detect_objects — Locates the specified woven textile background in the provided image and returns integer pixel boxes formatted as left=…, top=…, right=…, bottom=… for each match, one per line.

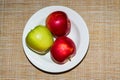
left=0, top=0, right=120, bottom=80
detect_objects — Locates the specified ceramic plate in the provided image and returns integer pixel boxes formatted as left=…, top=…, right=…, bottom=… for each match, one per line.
left=22, top=6, right=89, bottom=73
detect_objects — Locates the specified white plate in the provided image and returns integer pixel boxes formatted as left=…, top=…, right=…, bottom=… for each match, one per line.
left=22, top=6, right=89, bottom=73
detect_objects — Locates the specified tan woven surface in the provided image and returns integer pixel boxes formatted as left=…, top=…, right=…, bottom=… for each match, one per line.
left=0, top=0, right=120, bottom=80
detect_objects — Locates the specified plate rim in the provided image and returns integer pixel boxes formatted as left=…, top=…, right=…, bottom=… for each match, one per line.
left=22, top=6, right=89, bottom=73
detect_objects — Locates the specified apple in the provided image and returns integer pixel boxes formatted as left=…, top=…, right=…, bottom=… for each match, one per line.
left=46, top=11, right=71, bottom=37
left=26, top=25, right=54, bottom=55
left=50, top=36, right=76, bottom=64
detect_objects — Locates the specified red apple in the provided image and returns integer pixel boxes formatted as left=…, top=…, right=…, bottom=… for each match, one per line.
left=46, top=11, right=71, bottom=37
left=50, top=36, right=76, bottom=64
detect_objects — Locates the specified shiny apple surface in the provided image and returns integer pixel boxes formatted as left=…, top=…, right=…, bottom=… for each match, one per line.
left=46, top=11, right=71, bottom=37
left=51, top=36, right=76, bottom=64
left=26, top=25, right=54, bottom=54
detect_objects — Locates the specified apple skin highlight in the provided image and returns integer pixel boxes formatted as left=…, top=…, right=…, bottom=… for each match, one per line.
left=46, top=11, right=71, bottom=37
left=26, top=25, right=54, bottom=55
left=50, top=36, right=76, bottom=64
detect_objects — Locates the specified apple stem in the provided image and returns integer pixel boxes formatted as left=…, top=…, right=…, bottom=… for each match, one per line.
left=68, top=57, right=71, bottom=61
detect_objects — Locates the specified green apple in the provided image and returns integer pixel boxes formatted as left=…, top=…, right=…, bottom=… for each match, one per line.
left=26, top=25, right=54, bottom=55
